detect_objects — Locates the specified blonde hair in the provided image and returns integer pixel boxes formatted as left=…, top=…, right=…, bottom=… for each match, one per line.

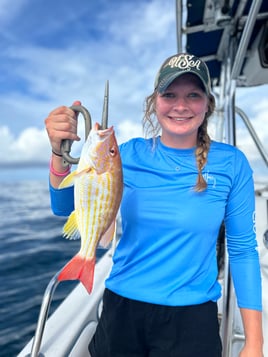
left=142, top=91, right=216, bottom=192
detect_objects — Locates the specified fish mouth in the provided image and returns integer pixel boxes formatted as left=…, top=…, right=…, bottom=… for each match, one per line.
left=98, top=126, right=114, bottom=137
left=94, top=123, right=114, bottom=139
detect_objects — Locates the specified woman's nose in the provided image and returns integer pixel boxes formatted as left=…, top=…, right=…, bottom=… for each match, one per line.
left=173, top=97, right=188, bottom=111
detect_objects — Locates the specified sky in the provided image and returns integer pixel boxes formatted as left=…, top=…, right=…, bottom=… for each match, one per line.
left=0, top=0, right=267, bottom=181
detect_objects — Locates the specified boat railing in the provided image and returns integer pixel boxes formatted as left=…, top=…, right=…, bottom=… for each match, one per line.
left=21, top=247, right=114, bottom=357
left=235, top=106, right=268, bottom=167
left=25, top=273, right=60, bottom=357
left=219, top=103, right=267, bottom=356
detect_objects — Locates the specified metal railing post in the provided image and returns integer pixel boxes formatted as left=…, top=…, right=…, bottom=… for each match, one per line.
left=25, top=273, right=60, bottom=357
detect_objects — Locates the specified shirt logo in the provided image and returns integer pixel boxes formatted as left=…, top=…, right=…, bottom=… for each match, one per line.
left=203, top=171, right=216, bottom=188
left=252, top=211, right=256, bottom=234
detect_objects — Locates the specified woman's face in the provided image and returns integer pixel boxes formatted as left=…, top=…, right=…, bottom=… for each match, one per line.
left=155, top=73, right=209, bottom=148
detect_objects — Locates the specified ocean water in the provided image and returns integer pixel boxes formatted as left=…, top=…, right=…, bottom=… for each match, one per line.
left=0, top=167, right=104, bottom=356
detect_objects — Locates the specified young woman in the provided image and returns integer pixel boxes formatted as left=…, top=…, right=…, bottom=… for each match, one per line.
left=45, top=53, right=263, bottom=357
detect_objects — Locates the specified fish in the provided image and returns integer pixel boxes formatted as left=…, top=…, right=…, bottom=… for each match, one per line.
left=57, top=123, right=123, bottom=294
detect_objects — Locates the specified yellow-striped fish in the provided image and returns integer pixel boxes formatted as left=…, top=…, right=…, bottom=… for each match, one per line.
left=57, top=123, right=123, bottom=293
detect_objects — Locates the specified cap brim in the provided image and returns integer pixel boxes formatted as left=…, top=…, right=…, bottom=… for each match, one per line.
left=157, top=71, right=210, bottom=95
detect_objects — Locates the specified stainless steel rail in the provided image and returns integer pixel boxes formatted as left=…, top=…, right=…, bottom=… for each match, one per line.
left=235, top=106, right=268, bottom=167
left=25, top=273, right=60, bottom=357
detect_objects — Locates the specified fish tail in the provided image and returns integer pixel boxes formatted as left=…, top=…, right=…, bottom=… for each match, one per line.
left=57, top=254, right=96, bottom=294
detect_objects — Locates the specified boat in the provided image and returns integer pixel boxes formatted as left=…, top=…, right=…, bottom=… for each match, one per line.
left=18, top=0, right=268, bottom=356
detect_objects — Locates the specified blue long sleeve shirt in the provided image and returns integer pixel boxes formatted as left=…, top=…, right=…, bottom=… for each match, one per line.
left=50, top=137, right=262, bottom=310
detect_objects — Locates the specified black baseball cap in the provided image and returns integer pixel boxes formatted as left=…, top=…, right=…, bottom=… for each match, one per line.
left=154, top=53, right=212, bottom=95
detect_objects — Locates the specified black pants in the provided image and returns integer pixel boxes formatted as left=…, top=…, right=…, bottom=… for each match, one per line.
left=89, top=289, right=222, bottom=357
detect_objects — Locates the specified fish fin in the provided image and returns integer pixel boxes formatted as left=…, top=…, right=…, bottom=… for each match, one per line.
left=76, top=167, right=93, bottom=176
left=58, top=170, right=77, bottom=189
left=57, top=254, right=96, bottom=294
left=99, top=220, right=116, bottom=248
left=59, top=167, right=94, bottom=190
left=63, top=211, right=80, bottom=240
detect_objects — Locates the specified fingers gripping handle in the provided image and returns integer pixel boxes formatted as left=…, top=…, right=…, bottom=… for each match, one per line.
left=60, top=80, right=109, bottom=166
left=60, top=105, right=92, bottom=166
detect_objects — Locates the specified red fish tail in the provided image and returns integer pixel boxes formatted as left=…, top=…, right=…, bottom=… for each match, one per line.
left=57, top=254, right=96, bottom=294
left=79, top=256, right=96, bottom=294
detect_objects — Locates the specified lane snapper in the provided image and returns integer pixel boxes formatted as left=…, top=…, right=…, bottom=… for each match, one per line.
left=58, top=123, right=123, bottom=294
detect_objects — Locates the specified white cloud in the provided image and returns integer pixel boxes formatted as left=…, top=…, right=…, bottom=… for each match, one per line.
left=116, top=120, right=144, bottom=144
left=107, top=0, right=175, bottom=51
left=0, top=126, right=14, bottom=150
left=0, top=117, right=144, bottom=165
left=15, top=128, right=50, bottom=161
left=0, top=126, right=50, bottom=164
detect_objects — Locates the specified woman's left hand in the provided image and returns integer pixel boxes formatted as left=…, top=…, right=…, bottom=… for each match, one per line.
left=239, top=344, right=263, bottom=357
left=238, top=309, right=263, bottom=357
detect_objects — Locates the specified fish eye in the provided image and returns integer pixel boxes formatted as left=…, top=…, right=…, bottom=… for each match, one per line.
left=109, top=147, right=117, bottom=156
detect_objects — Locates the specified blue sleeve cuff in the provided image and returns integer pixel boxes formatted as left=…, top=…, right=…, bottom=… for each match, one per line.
left=49, top=181, right=74, bottom=216
left=230, top=255, right=262, bottom=311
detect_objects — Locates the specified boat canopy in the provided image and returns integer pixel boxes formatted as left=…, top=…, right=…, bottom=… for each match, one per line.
left=177, top=0, right=268, bottom=87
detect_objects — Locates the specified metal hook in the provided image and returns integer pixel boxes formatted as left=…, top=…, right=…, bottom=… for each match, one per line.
left=60, top=80, right=109, bottom=166
left=101, top=80, right=109, bottom=130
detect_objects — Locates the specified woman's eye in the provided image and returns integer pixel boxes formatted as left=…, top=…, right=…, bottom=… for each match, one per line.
left=162, top=92, right=174, bottom=98
left=188, top=92, right=200, bottom=98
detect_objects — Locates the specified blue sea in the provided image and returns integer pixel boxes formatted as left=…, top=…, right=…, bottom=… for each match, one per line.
left=0, top=167, right=104, bottom=356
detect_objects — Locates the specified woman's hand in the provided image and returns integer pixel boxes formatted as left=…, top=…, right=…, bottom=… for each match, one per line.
left=239, top=308, right=264, bottom=357
left=239, top=344, right=263, bottom=357
left=45, top=100, right=81, bottom=155
left=45, top=101, right=82, bottom=187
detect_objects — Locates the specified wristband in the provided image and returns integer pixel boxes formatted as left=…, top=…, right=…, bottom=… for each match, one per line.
left=49, top=158, right=71, bottom=177
left=52, top=149, right=63, bottom=157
